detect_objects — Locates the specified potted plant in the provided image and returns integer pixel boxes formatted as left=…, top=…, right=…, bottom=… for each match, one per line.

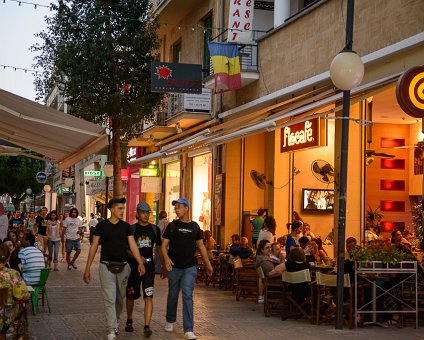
left=411, top=203, right=424, bottom=250
left=366, top=205, right=383, bottom=235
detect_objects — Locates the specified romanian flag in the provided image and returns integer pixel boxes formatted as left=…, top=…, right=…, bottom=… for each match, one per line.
left=208, top=42, right=241, bottom=93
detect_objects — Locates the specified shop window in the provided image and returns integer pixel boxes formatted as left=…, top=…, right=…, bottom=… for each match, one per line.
left=202, top=15, right=212, bottom=78
left=165, top=161, right=181, bottom=221
left=380, top=200, right=405, bottom=212
left=380, top=159, right=405, bottom=170
left=380, top=180, right=405, bottom=191
left=380, top=137, right=405, bottom=148
left=192, top=153, right=212, bottom=230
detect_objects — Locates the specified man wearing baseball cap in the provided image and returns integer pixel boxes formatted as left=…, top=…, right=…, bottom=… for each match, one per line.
left=125, top=201, right=162, bottom=337
left=161, top=197, right=213, bottom=340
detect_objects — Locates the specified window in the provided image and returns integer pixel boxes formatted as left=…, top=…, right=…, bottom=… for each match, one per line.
left=203, top=15, right=213, bottom=78
left=172, top=41, right=182, bottom=63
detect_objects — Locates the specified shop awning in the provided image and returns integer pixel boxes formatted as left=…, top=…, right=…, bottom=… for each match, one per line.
left=0, top=89, right=108, bottom=170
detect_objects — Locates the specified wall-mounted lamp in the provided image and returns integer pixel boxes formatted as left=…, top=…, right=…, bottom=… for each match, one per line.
left=175, top=123, right=183, bottom=134
left=104, top=162, right=114, bottom=177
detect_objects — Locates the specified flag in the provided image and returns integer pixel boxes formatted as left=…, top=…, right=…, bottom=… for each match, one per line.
left=208, top=42, right=241, bottom=93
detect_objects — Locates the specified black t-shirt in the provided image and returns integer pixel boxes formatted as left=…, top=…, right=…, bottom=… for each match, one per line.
left=129, top=223, right=162, bottom=272
left=94, top=219, right=133, bottom=262
left=35, top=216, right=48, bottom=236
left=162, top=220, right=202, bottom=269
left=8, top=218, right=24, bottom=231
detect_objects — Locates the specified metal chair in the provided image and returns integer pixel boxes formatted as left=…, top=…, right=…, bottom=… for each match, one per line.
left=30, top=268, right=51, bottom=315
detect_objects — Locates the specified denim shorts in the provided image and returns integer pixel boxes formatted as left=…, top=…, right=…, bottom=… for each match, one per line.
left=66, top=239, right=81, bottom=252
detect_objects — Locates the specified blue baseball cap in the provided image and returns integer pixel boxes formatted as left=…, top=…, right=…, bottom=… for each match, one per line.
left=136, top=201, right=151, bottom=211
left=172, top=198, right=190, bottom=208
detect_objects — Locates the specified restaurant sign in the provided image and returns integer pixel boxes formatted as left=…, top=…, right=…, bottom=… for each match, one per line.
left=151, top=62, right=202, bottom=94
left=140, top=167, right=159, bottom=177
left=280, top=117, right=327, bottom=153
left=396, top=65, right=424, bottom=118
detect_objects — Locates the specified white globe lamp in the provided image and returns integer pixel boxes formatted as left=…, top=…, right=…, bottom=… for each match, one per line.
left=25, top=188, right=32, bottom=195
left=330, top=51, right=364, bottom=91
left=64, top=178, right=74, bottom=187
left=43, top=184, right=51, bottom=193
left=104, top=163, right=114, bottom=177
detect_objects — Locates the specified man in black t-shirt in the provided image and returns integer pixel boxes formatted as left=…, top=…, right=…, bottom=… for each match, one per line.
left=83, top=197, right=145, bottom=340
left=8, top=210, right=24, bottom=232
left=124, top=201, right=162, bottom=337
left=34, top=207, right=48, bottom=256
left=161, top=198, right=212, bottom=340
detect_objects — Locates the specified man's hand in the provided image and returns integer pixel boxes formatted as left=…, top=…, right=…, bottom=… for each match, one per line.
left=206, top=264, right=213, bottom=276
left=164, top=257, right=174, bottom=272
left=83, top=270, right=90, bottom=284
left=138, top=263, right=146, bottom=276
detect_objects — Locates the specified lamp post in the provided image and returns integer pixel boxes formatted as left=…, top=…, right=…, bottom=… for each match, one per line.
left=329, top=0, right=364, bottom=330
left=25, top=188, right=35, bottom=211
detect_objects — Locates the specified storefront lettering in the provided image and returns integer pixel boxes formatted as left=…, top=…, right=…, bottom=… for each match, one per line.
left=282, top=120, right=314, bottom=148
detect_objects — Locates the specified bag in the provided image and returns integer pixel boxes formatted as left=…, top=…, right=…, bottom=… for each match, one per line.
left=101, top=261, right=127, bottom=274
left=233, top=256, right=243, bottom=269
left=199, top=214, right=205, bottom=222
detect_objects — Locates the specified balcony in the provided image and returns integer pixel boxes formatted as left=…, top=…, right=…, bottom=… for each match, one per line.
left=140, top=112, right=177, bottom=143
left=204, top=44, right=260, bottom=90
left=151, top=0, right=199, bottom=22
left=166, top=89, right=212, bottom=130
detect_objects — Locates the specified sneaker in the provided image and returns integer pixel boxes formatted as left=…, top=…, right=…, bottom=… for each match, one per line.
left=125, top=321, right=133, bottom=332
left=67, top=264, right=72, bottom=270
left=184, top=331, right=197, bottom=339
left=107, top=332, right=117, bottom=340
left=258, top=296, right=264, bottom=304
left=164, top=321, right=174, bottom=332
left=143, top=325, right=152, bottom=338
left=115, top=327, right=119, bottom=335
left=70, top=262, right=77, bottom=269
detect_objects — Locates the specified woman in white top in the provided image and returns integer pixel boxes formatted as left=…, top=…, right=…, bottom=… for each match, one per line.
left=256, top=216, right=276, bottom=248
left=46, top=210, right=62, bottom=271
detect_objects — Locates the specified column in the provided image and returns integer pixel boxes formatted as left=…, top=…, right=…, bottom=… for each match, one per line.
left=274, top=0, right=291, bottom=28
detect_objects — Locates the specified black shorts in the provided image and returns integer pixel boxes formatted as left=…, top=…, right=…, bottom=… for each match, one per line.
left=126, top=268, right=155, bottom=300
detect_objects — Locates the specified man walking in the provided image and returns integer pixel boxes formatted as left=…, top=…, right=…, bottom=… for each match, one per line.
left=125, top=201, right=163, bottom=337
left=63, top=208, right=82, bottom=270
left=0, top=203, right=8, bottom=241
left=34, top=206, right=48, bottom=256
left=83, top=197, right=145, bottom=340
left=88, top=213, right=98, bottom=245
left=161, top=198, right=213, bottom=340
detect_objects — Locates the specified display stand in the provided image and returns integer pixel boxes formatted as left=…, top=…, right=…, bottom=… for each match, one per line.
left=355, top=261, right=418, bottom=328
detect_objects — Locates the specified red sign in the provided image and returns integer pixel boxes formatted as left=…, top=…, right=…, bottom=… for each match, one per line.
left=280, top=117, right=327, bottom=153
left=396, top=66, right=424, bottom=118
left=121, top=169, right=129, bottom=182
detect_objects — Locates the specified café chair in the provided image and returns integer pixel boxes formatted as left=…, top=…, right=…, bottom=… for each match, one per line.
left=400, top=278, right=424, bottom=327
left=30, top=268, right=52, bottom=315
left=205, top=257, right=220, bottom=288
left=195, top=255, right=207, bottom=284
left=219, top=255, right=233, bottom=290
left=235, top=262, right=258, bottom=301
left=315, top=272, right=353, bottom=327
left=256, top=267, right=284, bottom=317
left=281, top=269, right=314, bottom=323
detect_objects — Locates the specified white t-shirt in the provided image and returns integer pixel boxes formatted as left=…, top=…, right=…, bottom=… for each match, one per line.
left=63, top=217, right=81, bottom=240
left=0, top=215, right=8, bottom=241
left=88, top=218, right=98, bottom=228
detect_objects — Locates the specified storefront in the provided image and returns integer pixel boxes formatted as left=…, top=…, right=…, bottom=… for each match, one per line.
left=164, top=159, right=181, bottom=221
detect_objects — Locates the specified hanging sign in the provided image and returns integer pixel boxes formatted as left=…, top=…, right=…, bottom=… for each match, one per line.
left=228, top=0, right=255, bottom=43
left=396, top=66, right=424, bottom=118
left=151, top=62, right=202, bottom=94
left=36, top=171, right=47, bottom=184
left=280, top=117, right=327, bottom=153
left=84, top=170, right=103, bottom=177
left=140, top=168, right=159, bottom=177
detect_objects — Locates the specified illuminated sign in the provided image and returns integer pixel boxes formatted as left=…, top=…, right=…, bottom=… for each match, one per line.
left=396, top=66, right=424, bottom=118
left=280, top=117, right=327, bottom=153
left=84, top=170, right=102, bottom=177
left=139, top=168, right=159, bottom=177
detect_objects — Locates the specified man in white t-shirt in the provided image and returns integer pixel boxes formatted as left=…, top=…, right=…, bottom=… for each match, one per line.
left=0, top=203, right=8, bottom=241
left=88, top=213, right=98, bottom=245
left=63, top=207, right=82, bottom=270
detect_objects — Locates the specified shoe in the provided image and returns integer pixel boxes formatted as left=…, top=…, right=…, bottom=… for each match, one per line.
left=107, top=332, right=116, bottom=340
left=143, top=325, right=152, bottom=338
left=67, top=265, right=72, bottom=270
left=258, top=296, right=264, bottom=304
left=184, top=331, right=197, bottom=339
left=115, top=327, right=119, bottom=335
left=164, top=321, right=174, bottom=332
left=70, top=262, right=77, bottom=269
left=125, top=321, right=133, bottom=332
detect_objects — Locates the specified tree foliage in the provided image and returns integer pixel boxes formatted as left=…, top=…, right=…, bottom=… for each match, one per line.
left=32, top=0, right=164, bottom=196
left=0, top=156, right=43, bottom=210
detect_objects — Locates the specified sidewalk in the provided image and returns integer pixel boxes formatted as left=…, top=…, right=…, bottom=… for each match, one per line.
left=28, top=241, right=423, bottom=339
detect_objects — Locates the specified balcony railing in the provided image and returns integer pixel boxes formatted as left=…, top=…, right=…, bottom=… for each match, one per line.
left=143, top=111, right=167, bottom=130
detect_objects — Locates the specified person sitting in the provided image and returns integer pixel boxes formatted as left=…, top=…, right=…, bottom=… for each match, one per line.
left=285, top=247, right=310, bottom=303
left=18, top=232, right=45, bottom=285
left=0, top=243, right=29, bottom=339
left=299, top=236, right=314, bottom=263
left=365, top=225, right=379, bottom=242
left=269, top=242, right=284, bottom=264
left=257, top=216, right=276, bottom=248
left=203, top=230, right=216, bottom=259
left=255, top=240, right=285, bottom=278
left=229, top=237, right=253, bottom=259
left=286, top=221, right=302, bottom=256
left=314, top=237, right=330, bottom=264
left=3, top=238, right=21, bottom=273
left=301, top=223, right=316, bottom=241
left=391, top=229, right=412, bottom=253
left=344, top=237, right=357, bottom=281
left=324, top=228, right=334, bottom=245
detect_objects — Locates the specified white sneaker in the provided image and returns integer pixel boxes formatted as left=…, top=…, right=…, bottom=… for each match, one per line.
left=107, top=332, right=117, bottom=340
left=258, top=295, right=264, bottom=304
left=184, top=331, right=197, bottom=339
left=164, top=321, right=174, bottom=332
left=114, top=327, right=119, bottom=335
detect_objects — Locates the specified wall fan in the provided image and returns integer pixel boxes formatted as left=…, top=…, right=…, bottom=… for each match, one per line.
left=250, top=170, right=272, bottom=190
left=311, top=160, right=334, bottom=184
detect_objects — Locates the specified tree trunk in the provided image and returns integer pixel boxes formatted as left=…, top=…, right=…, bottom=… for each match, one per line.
left=112, top=117, right=123, bottom=198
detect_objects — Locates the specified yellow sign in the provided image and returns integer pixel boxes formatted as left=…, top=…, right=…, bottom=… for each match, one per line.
left=140, top=168, right=158, bottom=177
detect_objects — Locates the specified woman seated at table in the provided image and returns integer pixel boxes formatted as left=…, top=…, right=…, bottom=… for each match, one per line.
left=0, top=243, right=29, bottom=339
left=230, top=237, right=253, bottom=259
left=203, top=230, right=216, bottom=259
left=285, top=247, right=311, bottom=303
left=255, top=240, right=285, bottom=278
left=313, top=237, right=330, bottom=264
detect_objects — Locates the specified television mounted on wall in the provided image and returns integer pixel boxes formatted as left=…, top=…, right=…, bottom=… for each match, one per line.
left=302, top=188, right=334, bottom=212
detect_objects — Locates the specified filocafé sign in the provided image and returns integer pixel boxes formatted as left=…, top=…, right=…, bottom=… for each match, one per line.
left=151, top=62, right=202, bottom=94
left=280, top=117, right=327, bottom=153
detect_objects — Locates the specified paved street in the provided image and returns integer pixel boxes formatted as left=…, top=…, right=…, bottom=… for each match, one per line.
left=28, top=241, right=423, bottom=340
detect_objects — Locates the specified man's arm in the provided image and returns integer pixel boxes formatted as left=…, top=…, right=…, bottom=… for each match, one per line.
left=161, top=238, right=174, bottom=272
left=83, top=235, right=100, bottom=284
left=196, top=239, right=213, bottom=276
left=128, top=236, right=145, bottom=276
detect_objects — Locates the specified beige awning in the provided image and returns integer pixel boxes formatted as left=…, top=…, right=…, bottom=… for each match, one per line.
left=0, top=89, right=108, bottom=170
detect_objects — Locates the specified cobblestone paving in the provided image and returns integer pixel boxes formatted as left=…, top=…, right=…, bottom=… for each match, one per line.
left=28, top=241, right=424, bottom=339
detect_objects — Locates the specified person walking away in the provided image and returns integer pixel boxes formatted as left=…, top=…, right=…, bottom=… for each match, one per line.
left=63, top=208, right=82, bottom=270
left=161, top=198, right=213, bottom=340
left=34, top=207, right=49, bottom=258
left=83, top=197, right=145, bottom=340
left=0, top=203, right=8, bottom=242
left=46, top=210, right=62, bottom=271
left=251, top=208, right=265, bottom=249
left=25, top=211, right=36, bottom=235
left=88, top=213, right=98, bottom=245
left=18, top=232, right=45, bottom=285
left=125, top=202, right=163, bottom=337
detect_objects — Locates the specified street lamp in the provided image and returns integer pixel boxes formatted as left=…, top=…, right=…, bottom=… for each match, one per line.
left=329, top=0, right=364, bottom=330
left=26, top=188, right=35, bottom=211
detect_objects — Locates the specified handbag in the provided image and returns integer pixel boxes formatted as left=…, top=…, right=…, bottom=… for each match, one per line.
left=199, top=214, right=205, bottom=222
left=233, top=256, right=243, bottom=269
left=101, top=261, right=127, bottom=274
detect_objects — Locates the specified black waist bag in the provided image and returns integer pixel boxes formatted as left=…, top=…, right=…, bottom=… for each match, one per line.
left=101, top=261, right=127, bottom=274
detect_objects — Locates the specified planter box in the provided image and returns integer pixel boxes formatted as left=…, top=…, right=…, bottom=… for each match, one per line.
left=356, top=261, right=417, bottom=273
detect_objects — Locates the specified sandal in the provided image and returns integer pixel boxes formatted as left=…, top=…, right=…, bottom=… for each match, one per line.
left=70, top=262, right=77, bottom=269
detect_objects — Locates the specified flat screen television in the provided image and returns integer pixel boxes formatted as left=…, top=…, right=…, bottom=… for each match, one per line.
left=302, top=188, right=334, bottom=212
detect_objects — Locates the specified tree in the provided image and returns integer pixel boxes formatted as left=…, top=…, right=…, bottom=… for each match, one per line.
left=32, top=0, right=163, bottom=197
left=0, top=156, right=43, bottom=210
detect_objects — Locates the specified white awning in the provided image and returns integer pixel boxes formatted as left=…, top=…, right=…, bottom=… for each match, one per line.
left=0, top=89, right=108, bottom=170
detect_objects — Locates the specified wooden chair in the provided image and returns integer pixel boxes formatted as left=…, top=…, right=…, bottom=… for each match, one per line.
left=315, top=272, right=353, bottom=327
left=30, top=268, right=52, bottom=315
left=257, top=267, right=284, bottom=317
left=205, top=257, right=220, bottom=288
left=235, top=263, right=258, bottom=301
left=400, top=278, right=424, bottom=327
left=281, top=269, right=314, bottom=323
left=219, top=255, right=233, bottom=290
left=195, top=255, right=207, bottom=284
